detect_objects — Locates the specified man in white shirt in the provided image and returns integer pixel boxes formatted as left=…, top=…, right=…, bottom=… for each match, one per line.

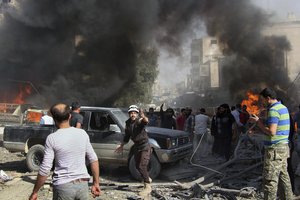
left=231, top=104, right=243, bottom=127
left=29, top=103, right=100, bottom=200
left=193, top=108, right=210, bottom=161
left=40, top=111, right=54, bottom=125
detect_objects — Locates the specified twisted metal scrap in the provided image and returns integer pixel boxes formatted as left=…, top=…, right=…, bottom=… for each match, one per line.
left=173, top=123, right=263, bottom=199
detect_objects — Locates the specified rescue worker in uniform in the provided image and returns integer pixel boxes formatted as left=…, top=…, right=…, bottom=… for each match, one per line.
left=115, top=105, right=152, bottom=197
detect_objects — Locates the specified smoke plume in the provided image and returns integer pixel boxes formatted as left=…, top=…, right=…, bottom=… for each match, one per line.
left=0, top=0, right=294, bottom=107
left=0, top=0, right=204, bottom=106
left=199, top=0, right=293, bottom=103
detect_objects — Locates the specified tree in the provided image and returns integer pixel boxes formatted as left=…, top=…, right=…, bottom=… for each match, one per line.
left=113, top=46, right=159, bottom=107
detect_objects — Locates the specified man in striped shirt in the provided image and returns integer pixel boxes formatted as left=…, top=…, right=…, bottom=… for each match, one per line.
left=250, top=88, right=293, bottom=200
left=29, top=103, right=100, bottom=200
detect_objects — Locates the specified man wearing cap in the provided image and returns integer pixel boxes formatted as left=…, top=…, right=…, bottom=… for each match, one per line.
left=115, top=105, right=152, bottom=197
left=250, top=88, right=293, bottom=200
left=70, top=102, right=83, bottom=128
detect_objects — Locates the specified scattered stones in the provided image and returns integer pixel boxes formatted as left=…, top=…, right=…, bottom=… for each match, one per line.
left=43, top=184, right=50, bottom=189
left=4, top=177, right=21, bottom=186
left=0, top=133, right=300, bottom=200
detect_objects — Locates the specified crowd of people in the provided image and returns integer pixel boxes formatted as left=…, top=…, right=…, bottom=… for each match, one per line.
left=146, top=88, right=300, bottom=199
left=29, top=87, right=300, bottom=199
left=146, top=102, right=252, bottom=162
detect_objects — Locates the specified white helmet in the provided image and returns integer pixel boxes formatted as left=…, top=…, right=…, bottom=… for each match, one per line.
left=128, top=105, right=139, bottom=113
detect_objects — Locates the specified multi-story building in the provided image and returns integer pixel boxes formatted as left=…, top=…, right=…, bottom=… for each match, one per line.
left=190, top=14, right=300, bottom=102
left=190, top=37, right=223, bottom=93
left=186, top=37, right=231, bottom=107
left=263, top=13, right=300, bottom=84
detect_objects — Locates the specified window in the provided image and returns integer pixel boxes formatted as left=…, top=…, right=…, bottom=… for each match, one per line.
left=90, top=112, right=116, bottom=131
left=211, top=39, right=217, bottom=45
left=90, top=112, right=108, bottom=131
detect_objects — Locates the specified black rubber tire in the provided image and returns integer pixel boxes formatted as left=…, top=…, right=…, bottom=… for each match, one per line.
left=26, top=144, right=45, bottom=172
left=128, top=153, right=161, bottom=181
left=206, top=189, right=237, bottom=200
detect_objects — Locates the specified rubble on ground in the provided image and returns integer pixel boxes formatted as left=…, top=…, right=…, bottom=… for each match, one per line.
left=1, top=131, right=298, bottom=199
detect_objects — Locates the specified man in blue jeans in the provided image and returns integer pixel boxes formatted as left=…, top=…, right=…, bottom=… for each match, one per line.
left=29, top=103, right=100, bottom=200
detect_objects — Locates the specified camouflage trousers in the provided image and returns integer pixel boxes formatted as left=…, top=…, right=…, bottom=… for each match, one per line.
left=263, top=143, right=293, bottom=200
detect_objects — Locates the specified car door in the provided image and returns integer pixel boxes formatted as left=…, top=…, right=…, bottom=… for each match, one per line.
left=85, top=110, right=127, bottom=163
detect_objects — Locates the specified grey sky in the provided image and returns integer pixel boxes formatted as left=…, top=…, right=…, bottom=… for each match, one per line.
left=252, top=0, right=300, bottom=19
left=157, top=0, right=300, bottom=89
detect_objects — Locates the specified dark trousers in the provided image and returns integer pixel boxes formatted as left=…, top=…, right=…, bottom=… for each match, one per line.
left=134, top=147, right=151, bottom=183
left=212, top=136, right=232, bottom=160
left=212, top=136, right=221, bottom=155
left=223, top=136, right=232, bottom=160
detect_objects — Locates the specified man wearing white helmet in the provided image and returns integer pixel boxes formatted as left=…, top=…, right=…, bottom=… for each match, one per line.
left=115, top=105, right=152, bottom=197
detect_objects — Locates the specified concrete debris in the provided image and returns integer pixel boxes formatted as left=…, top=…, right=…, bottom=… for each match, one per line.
left=1, top=127, right=300, bottom=199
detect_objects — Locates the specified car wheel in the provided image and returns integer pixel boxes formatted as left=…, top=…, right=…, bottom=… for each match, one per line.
left=129, top=153, right=161, bottom=181
left=26, top=144, right=45, bottom=172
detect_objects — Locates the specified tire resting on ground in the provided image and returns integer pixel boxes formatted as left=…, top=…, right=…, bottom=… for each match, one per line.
left=26, top=144, right=45, bottom=172
left=128, top=153, right=161, bottom=181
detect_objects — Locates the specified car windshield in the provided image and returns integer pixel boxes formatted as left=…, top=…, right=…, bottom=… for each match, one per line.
left=111, top=110, right=128, bottom=129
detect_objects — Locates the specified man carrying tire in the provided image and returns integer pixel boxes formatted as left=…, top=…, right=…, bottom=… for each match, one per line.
left=29, top=103, right=100, bottom=200
left=115, top=105, right=152, bottom=197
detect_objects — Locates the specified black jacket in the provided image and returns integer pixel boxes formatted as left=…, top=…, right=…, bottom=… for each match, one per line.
left=123, top=118, right=149, bottom=150
left=211, top=112, right=235, bottom=138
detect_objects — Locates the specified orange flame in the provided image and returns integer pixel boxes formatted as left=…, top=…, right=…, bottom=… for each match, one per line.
left=241, top=91, right=260, bottom=115
left=26, top=111, right=42, bottom=123
left=13, top=84, right=32, bottom=104
left=0, top=104, right=7, bottom=113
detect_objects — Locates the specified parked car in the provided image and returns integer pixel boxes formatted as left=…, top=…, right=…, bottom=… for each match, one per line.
left=3, top=106, right=193, bottom=180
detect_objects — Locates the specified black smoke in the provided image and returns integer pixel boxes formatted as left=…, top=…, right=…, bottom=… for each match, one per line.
left=199, top=0, right=293, bottom=104
left=0, top=0, right=294, bottom=107
left=0, top=0, right=205, bottom=106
